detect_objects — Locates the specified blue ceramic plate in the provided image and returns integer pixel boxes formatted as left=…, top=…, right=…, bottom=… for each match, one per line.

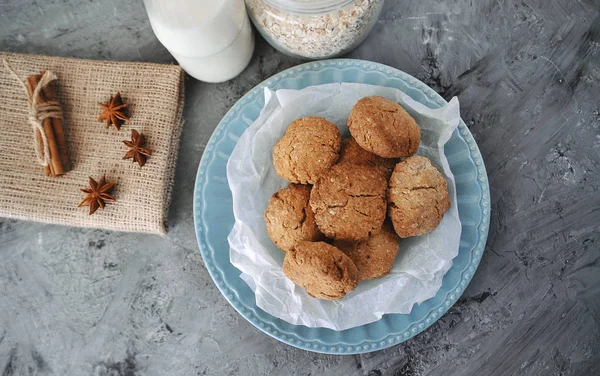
left=193, top=59, right=490, bottom=354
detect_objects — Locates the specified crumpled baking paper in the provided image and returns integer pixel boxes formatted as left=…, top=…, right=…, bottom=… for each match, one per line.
left=226, top=83, right=461, bottom=331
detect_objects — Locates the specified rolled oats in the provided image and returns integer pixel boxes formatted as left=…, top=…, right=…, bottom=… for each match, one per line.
left=245, top=0, right=384, bottom=59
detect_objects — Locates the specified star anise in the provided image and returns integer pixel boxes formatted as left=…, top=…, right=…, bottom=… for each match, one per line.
left=123, top=129, right=152, bottom=167
left=98, top=92, right=130, bottom=130
left=78, top=176, right=116, bottom=215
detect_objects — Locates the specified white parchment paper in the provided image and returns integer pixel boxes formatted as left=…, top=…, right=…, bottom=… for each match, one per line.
left=226, top=83, right=462, bottom=331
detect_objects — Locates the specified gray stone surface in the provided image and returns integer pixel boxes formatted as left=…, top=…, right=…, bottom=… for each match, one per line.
left=1, top=0, right=599, bottom=375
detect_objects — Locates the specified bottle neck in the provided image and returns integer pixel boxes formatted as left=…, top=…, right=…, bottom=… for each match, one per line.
left=262, top=0, right=358, bottom=14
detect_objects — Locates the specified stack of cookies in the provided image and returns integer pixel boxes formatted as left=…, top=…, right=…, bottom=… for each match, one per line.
left=265, top=96, right=451, bottom=300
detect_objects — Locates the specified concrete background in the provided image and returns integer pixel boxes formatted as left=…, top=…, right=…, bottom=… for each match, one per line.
left=1, top=0, right=599, bottom=375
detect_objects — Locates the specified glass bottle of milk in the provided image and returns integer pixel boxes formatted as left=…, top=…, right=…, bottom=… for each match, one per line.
left=143, top=0, right=254, bottom=83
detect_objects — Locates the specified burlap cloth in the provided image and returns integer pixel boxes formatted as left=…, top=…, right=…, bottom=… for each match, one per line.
left=0, top=52, right=185, bottom=235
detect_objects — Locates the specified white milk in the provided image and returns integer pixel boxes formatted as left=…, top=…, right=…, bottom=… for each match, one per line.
left=144, top=0, right=254, bottom=83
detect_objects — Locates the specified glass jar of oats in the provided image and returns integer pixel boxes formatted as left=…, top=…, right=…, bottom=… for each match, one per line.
left=245, top=0, right=385, bottom=59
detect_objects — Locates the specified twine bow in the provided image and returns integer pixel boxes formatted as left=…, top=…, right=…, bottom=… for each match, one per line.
left=3, top=59, right=63, bottom=167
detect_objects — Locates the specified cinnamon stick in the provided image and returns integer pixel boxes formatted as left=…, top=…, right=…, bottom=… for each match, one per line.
left=43, top=79, right=71, bottom=172
left=26, top=75, right=52, bottom=176
left=25, top=73, right=70, bottom=176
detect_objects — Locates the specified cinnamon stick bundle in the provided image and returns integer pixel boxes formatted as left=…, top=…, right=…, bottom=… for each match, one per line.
left=25, top=72, right=70, bottom=176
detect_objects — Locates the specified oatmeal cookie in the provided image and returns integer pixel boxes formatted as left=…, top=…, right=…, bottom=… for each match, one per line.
left=338, top=137, right=398, bottom=178
left=334, top=221, right=399, bottom=281
left=310, top=162, right=387, bottom=241
left=348, top=96, right=421, bottom=158
left=272, top=117, right=342, bottom=184
left=388, top=156, right=450, bottom=238
left=265, top=184, right=323, bottom=252
left=283, top=241, right=359, bottom=300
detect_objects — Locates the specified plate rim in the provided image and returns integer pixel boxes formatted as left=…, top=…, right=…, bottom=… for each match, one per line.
left=193, top=58, right=490, bottom=354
